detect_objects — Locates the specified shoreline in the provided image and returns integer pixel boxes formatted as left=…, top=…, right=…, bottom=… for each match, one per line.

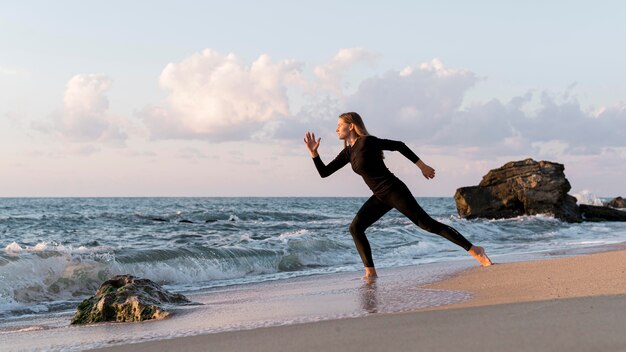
left=88, top=245, right=626, bottom=352
left=2, top=255, right=475, bottom=351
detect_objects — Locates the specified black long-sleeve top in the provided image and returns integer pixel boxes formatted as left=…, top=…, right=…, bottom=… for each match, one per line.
left=312, top=136, right=420, bottom=195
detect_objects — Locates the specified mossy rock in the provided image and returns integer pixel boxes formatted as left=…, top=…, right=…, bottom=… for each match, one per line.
left=71, top=275, right=190, bottom=325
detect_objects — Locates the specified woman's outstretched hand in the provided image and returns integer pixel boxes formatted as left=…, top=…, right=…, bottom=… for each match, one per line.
left=304, top=132, right=321, bottom=158
left=416, top=160, right=436, bottom=179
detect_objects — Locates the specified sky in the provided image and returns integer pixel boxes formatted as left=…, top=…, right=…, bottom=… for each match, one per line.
left=1, top=0, right=625, bottom=197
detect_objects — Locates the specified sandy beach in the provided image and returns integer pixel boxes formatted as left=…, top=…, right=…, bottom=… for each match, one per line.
left=89, top=247, right=626, bottom=352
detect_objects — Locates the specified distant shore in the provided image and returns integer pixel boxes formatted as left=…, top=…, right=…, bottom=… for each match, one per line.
left=91, top=245, right=626, bottom=352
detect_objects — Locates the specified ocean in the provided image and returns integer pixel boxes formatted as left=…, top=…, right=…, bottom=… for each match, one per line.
left=1, top=197, right=625, bottom=350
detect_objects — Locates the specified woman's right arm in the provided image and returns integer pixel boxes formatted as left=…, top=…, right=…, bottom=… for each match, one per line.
left=312, top=150, right=349, bottom=178
left=304, top=132, right=349, bottom=178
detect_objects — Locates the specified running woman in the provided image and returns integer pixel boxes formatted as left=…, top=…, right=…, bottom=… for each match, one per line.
left=304, top=112, right=492, bottom=279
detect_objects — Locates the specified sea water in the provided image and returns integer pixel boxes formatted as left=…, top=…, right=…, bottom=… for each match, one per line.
left=1, top=197, right=625, bottom=350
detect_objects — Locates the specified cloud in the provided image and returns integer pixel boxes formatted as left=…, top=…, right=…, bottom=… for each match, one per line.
left=493, top=94, right=626, bottom=155
left=270, top=94, right=345, bottom=141
left=337, top=58, right=626, bottom=162
left=138, top=49, right=626, bottom=164
left=422, top=92, right=626, bottom=159
left=36, top=74, right=127, bottom=144
left=345, top=58, right=479, bottom=140
left=140, top=49, right=305, bottom=141
left=534, top=99, right=626, bottom=148
left=313, top=48, right=381, bottom=94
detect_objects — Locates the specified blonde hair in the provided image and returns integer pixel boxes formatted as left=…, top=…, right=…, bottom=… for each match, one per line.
left=339, top=112, right=370, bottom=148
left=339, top=112, right=383, bottom=158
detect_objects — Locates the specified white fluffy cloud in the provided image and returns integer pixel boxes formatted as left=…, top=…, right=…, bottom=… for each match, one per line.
left=38, top=74, right=127, bottom=143
left=140, top=49, right=305, bottom=140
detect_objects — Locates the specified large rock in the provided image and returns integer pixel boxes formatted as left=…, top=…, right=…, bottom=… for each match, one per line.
left=454, top=159, right=581, bottom=222
left=71, top=275, right=190, bottom=325
left=580, top=204, right=626, bottom=222
left=606, top=197, right=626, bottom=208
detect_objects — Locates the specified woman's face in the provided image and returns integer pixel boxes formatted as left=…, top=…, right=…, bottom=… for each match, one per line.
left=336, top=118, right=352, bottom=140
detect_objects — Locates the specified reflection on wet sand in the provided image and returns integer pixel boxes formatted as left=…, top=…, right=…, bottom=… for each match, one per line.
left=359, top=278, right=378, bottom=313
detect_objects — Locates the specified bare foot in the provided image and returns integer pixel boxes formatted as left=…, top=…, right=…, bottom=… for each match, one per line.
left=468, top=246, right=493, bottom=267
left=364, top=267, right=378, bottom=280
left=363, top=276, right=377, bottom=284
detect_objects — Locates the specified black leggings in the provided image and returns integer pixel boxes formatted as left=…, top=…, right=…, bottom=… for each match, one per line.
left=349, top=182, right=473, bottom=268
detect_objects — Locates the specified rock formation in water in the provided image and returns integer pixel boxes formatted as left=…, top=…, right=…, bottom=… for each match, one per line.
left=71, top=275, right=190, bottom=325
left=579, top=204, right=626, bottom=221
left=454, top=159, right=626, bottom=222
left=454, top=159, right=580, bottom=222
left=606, top=196, right=626, bottom=208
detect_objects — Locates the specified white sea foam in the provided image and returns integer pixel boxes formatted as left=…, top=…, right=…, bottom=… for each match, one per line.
left=574, top=190, right=604, bottom=205
left=0, top=243, right=300, bottom=315
left=278, top=229, right=309, bottom=240
left=485, top=213, right=560, bottom=223
left=5, top=242, right=22, bottom=253
left=33, top=242, right=48, bottom=251
left=0, top=252, right=107, bottom=300
left=0, top=325, right=46, bottom=333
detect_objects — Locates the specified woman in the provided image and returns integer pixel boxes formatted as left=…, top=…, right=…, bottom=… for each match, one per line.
left=304, top=112, right=492, bottom=279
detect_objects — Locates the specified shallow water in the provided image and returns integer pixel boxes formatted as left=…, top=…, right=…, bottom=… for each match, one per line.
left=0, top=260, right=475, bottom=351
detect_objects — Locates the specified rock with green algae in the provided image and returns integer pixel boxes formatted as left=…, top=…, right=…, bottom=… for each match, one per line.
left=71, top=275, right=190, bottom=325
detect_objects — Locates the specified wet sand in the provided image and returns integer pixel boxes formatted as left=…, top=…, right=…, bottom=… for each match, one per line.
left=91, top=248, right=626, bottom=352
left=425, top=245, right=626, bottom=308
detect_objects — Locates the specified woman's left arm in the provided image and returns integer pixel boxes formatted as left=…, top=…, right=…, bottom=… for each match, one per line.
left=376, top=138, right=419, bottom=163
left=377, top=137, right=435, bottom=179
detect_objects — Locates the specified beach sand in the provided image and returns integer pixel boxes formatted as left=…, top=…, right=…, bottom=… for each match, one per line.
left=90, top=247, right=626, bottom=352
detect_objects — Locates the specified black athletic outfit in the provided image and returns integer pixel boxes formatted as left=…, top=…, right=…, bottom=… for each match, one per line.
left=312, top=135, right=473, bottom=268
